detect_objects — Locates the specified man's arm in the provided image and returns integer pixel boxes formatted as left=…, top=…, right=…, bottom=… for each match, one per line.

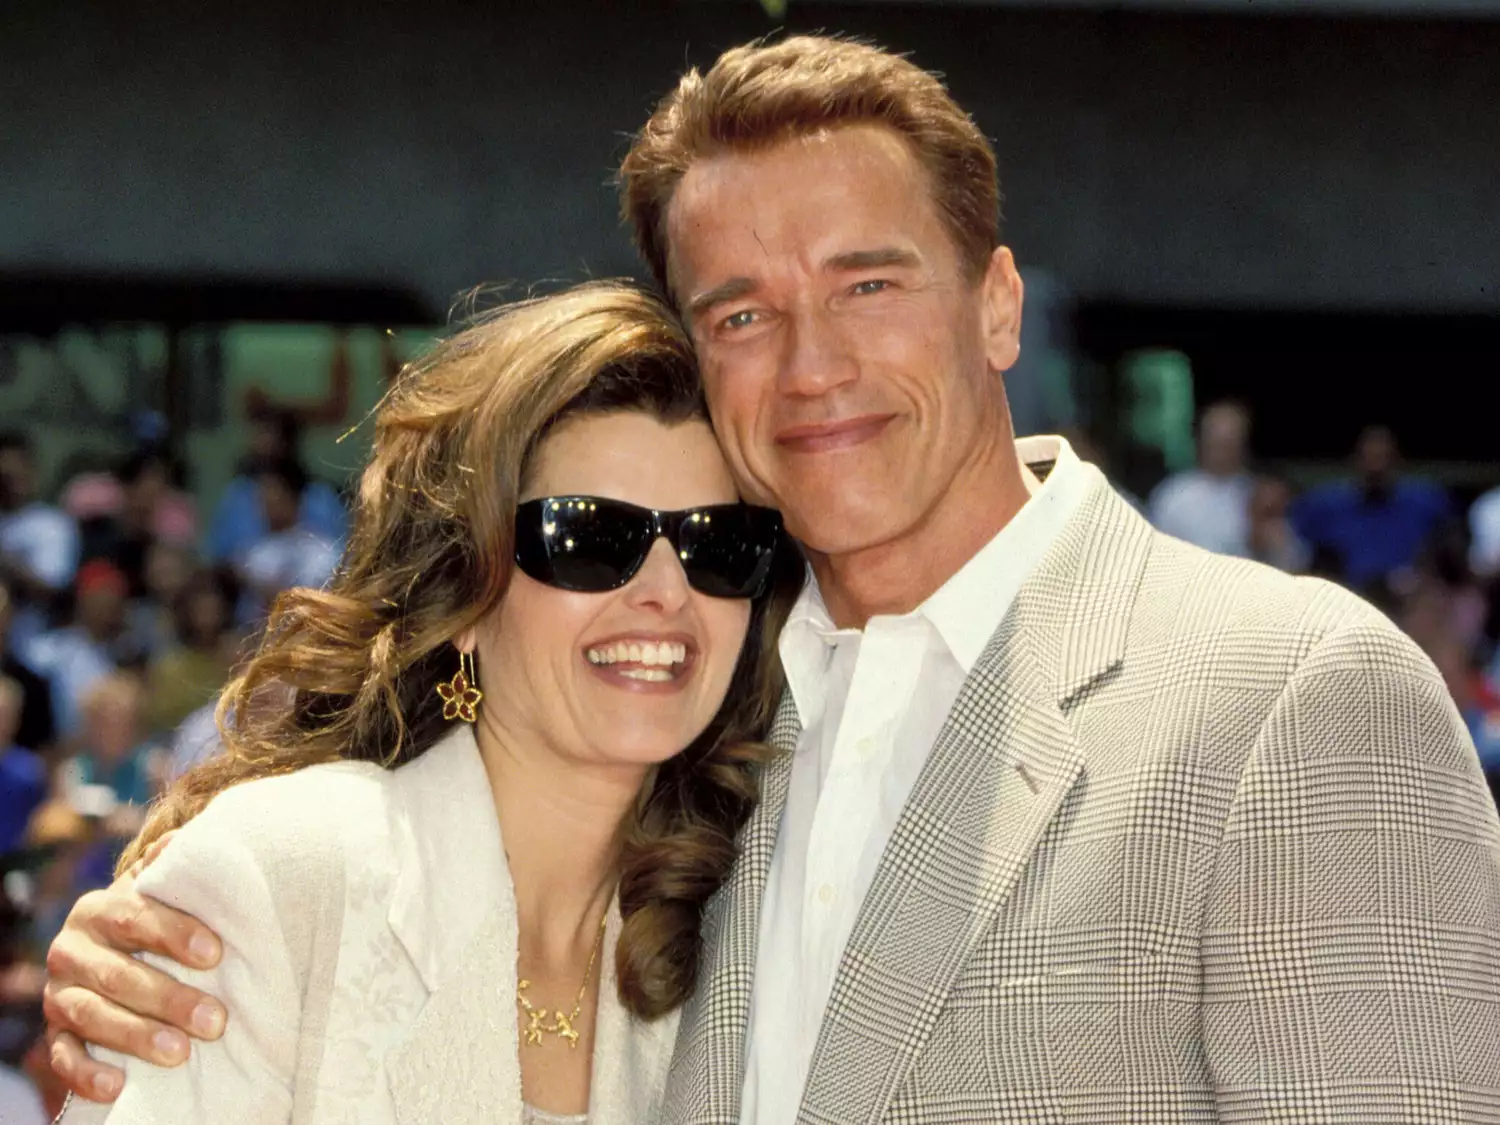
left=44, top=833, right=228, bottom=1103
left=1203, top=619, right=1500, bottom=1118
left=55, top=792, right=301, bottom=1124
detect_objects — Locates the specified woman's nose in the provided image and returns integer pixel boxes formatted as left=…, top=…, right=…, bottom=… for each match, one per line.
left=622, top=536, right=693, bottom=611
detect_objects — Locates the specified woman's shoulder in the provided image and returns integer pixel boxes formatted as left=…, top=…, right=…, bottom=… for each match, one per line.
left=143, top=760, right=399, bottom=905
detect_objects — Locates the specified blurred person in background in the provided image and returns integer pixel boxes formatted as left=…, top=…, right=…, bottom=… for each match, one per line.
left=22, top=802, right=100, bottom=966
left=234, top=459, right=342, bottom=623
left=204, top=407, right=346, bottom=566
left=46, top=674, right=157, bottom=953
left=1468, top=479, right=1500, bottom=580
left=21, top=562, right=133, bottom=744
left=0, top=577, right=56, bottom=756
left=0, top=432, right=81, bottom=652
left=1147, top=399, right=1255, bottom=556
left=160, top=703, right=219, bottom=786
left=1245, top=474, right=1310, bottom=573
left=0, top=678, right=47, bottom=854
left=71, top=448, right=197, bottom=598
left=1397, top=521, right=1490, bottom=658
left=1291, top=424, right=1453, bottom=592
left=143, top=568, right=239, bottom=738
left=59, top=675, right=157, bottom=831
left=1428, top=638, right=1500, bottom=807
left=121, top=543, right=197, bottom=663
left=0, top=866, right=50, bottom=1125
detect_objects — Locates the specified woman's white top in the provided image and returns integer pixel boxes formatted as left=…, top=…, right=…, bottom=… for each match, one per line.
left=60, top=723, right=679, bottom=1125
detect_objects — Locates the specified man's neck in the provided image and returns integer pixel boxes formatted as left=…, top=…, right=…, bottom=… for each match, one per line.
left=808, top=433, right=1035, bottom=629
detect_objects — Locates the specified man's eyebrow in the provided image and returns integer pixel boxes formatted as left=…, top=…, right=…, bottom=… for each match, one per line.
left=825, top=247, right=922, bottom=272
left=686, top=278, right=757, bottom=319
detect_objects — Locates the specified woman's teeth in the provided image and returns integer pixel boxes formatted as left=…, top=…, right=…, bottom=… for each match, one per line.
left=619, top=668, right=674, bottom=682
left=585, top=641, right=689, bottom=672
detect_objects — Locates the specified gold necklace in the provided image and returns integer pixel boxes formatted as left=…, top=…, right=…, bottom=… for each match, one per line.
left=517, top=914, right=608, bottom=1049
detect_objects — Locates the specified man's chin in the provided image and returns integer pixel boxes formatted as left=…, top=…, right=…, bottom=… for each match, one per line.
left=784, top=507, right=911, bottom=561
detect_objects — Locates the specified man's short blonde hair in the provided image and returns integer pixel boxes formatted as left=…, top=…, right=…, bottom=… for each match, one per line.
left=619, top=35, right=1000, bottom=299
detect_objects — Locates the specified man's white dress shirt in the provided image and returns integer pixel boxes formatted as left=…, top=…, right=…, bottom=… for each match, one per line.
left=740, top=436, right=1093, bottom=1125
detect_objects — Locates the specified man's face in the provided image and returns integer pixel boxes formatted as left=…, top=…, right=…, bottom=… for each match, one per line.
left=1357, top=426, right=1397, bottom=485
left=259, top=475, right=299, bottom=532
left=78, top=587, right=124, bottom=637
left=249, top=419, right=290, bottom=462
left=665, top=125, right=1022, bottom=557
left=1199, top=407, right=1249, bottom=477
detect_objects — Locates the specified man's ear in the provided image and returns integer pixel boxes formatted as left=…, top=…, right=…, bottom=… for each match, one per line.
left=980, top=245, right=1024, bottom=375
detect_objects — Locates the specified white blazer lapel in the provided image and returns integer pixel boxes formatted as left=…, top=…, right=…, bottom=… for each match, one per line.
left=796, top=475, right=1155, bottom=1124
left=796, top=619, right=1086, bottom=1125
left=588, top=905, right=681, bottom=1125
left=383, top=725, right=526, bottom=1125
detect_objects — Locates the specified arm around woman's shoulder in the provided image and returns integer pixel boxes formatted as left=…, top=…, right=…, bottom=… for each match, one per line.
left=61, top=762, right=389, bottom=1125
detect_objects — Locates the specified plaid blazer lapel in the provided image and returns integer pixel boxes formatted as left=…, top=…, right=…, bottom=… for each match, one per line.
left=661, top=691, right=801, bottom=1124
left=796, top=473, right=1154, bottom=1124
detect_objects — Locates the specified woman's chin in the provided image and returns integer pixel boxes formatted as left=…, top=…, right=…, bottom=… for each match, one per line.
left=587, top=724, right=708, bottom=771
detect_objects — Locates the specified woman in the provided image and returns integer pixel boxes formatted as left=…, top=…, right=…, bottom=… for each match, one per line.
left=59, top=280, right=801, bottom=1124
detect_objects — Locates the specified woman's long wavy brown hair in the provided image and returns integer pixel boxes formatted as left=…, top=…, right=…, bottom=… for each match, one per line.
left=124, top=280, right=803, bottom=1019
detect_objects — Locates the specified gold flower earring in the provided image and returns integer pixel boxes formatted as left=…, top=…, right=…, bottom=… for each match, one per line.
left=436, top=649, right=483, bottom=723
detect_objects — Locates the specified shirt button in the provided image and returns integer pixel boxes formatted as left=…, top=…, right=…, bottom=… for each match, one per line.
left=856, top=736, right=875, bottom=756
left=817, top=884, right=836, bottom=905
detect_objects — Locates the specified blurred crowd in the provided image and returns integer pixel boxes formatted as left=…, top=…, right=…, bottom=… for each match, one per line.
left=3, top=398, right=1499, bottom=1118
left=0, top=408, right=346, bottom=1119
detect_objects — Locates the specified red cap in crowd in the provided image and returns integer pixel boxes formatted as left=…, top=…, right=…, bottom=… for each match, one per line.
left=75, top=559, right=128, bottom=600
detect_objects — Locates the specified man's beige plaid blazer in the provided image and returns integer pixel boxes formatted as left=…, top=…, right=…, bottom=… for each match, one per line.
left=661, top=465, right=1500, bottom=1123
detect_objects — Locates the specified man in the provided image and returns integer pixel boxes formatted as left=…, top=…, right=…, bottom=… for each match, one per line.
left=41, top=36, right=1500, bottom=1121
left=22, top=561, right=133, bottom=743
left=1147, top=399, right=1257, bottom=557
left=0, top=577, right=56, bottom=755
left=204, top=407, right=347, bottom=567
left=1468, top=481, right=1500, bottom=579
left=0, top=432, right=81, bottom=652
left=1245, top=474, right=1311, bottom=574
left=233, top=459, right=342, bottom=624
left=1292, top=424, right=1454, bottom=592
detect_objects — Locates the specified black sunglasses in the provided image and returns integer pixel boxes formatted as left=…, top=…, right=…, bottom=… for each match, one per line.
left=513, top=496, right=782, bottom=599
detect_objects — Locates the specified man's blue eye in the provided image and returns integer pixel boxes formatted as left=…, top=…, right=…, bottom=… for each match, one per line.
left=723, top=310, right=756, bottom=330
left=852, top=279, right=890, bottom=295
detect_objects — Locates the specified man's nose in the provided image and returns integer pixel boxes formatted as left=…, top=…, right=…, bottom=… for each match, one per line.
left=777, top=307, right=858, bottom=398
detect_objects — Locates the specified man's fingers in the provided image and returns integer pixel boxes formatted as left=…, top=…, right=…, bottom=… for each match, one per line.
left=46, top=932, right=225, bottom=1041
left=95, top=887, right=222, bottom=970
left=49, top=1029, right=125, bottom=1103
left=43, top=983, right=191, bottom=1068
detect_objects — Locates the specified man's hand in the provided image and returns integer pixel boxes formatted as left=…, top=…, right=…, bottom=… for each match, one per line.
left=42, top=833, right=228, bottom=1103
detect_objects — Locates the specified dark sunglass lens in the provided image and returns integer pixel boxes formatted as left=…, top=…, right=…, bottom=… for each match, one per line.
left=515, top=499, right=651, bottom=592
left=679, top=507, right=780, bottom=598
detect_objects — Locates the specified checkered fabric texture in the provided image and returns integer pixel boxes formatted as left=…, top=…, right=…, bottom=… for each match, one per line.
left=661, top=468, right=1500, bottom=1124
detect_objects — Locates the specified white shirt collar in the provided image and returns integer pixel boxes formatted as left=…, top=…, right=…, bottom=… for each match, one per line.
left=779, top=435, right=1094, bottom=716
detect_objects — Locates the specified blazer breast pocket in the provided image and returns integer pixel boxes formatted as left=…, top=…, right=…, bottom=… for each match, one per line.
left=952, top=923, right=1185, bottom=1006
